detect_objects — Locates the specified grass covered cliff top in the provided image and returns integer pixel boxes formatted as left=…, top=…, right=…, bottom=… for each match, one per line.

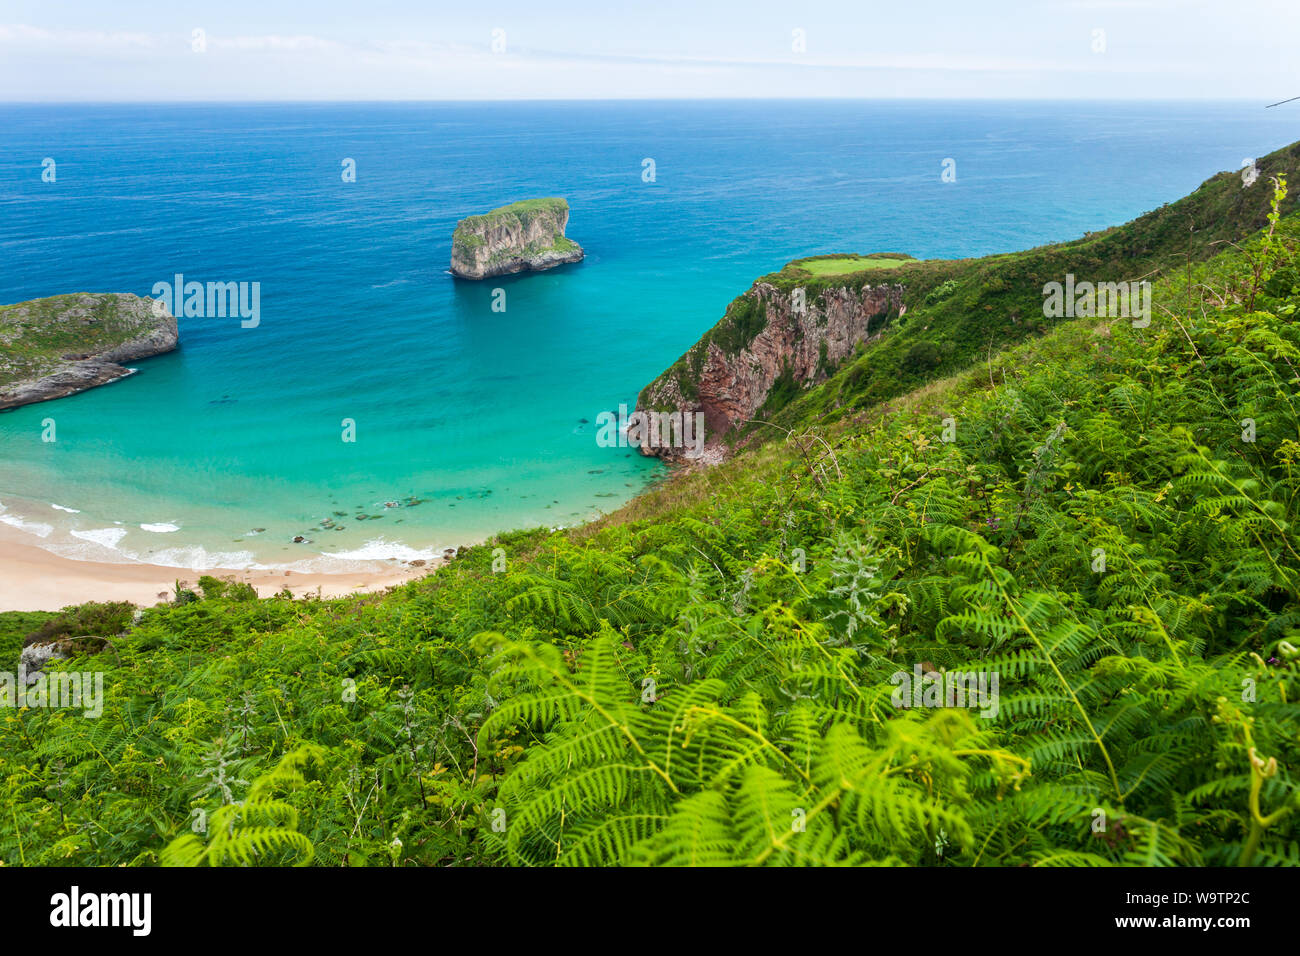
left=3, top=166, right=1299, bottom=868
left=640, top=139, right=1300, bottom=431
left=0, top=292, right=161, bottom=389
left=788, top=252, right=916, bottom=276
left=453, top=197, right=570, bottom=234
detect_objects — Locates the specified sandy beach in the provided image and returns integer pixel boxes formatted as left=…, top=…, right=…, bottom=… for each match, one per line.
left=0, top=521, right=436, bottom=612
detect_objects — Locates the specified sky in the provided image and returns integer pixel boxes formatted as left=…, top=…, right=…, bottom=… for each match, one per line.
left=0, top=0, right=1296, bottom=101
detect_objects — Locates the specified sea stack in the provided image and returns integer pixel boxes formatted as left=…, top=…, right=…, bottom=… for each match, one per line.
left=450, top=197, right=585, bottom=280
left=0, top=292, right=178, bottom=410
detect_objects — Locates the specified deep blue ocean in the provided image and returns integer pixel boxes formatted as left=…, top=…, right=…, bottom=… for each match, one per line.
left=0, top=100, right=1295, bottom=571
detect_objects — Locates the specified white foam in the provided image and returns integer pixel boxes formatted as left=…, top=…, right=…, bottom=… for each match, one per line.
left=323, top=538, right=440, bottom=563
left=142, top=545, right=258, bottom=570
left=71, top=527, right=129, bottom=550
left=0, top=488, right=460, bottom=577
left=0, top=513, right=53, bottom=538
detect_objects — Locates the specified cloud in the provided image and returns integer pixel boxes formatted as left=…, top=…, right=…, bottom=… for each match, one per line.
left=0, top=23, right=1122, bottom=75
left=214, top=35, right=344, bottom=53
left=0, top=24, right=158, bottom=50
left=1058, top=1, right=1177, bottom=8
left=0, top=15, right=1288, bottom=101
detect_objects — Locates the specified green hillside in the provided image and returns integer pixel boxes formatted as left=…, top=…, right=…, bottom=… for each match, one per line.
left=641, top=140, right=1300, bottom=454
left=1, top=171, right=1298, bottom=867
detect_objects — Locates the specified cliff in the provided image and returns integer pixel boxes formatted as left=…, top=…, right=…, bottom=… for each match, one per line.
left=0, top=293, right=178, bottom=410
left=633, top=139, right=1300, bottom=468
left=450, top=197, right=584, bottom=280
left=636, top=277, right=905, bottom=463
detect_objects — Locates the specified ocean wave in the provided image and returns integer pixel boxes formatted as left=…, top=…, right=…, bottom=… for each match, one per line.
left=322, top=538, right=440, bottom=563
left=71, top=527, right=129, bottom=550
left=0, top=512, right=54, bottom=538
left=142, top=545, right=258, bottom=570
left=1, top=491, right=456, bottom=576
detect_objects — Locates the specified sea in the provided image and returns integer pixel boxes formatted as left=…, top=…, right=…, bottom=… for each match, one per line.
left=0, top=100, right=1295, bottom=573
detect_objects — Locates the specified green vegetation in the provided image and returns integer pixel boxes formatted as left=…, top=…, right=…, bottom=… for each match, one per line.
left=792, top=254, right=914, bottom=277
left=450, top=231, right=486, bottom=262
left=453, top=197, right=571, bottom=250
left=0, top=612, right=57, bottom=668
left=0, top=602, right=133, bottom=676
left=197, top=576, right=259, bottom=602
left=515, top=235, right=581, bottom=261
left=456, top=197, right=569, bottom=230
left=2, top=170, right=1299, bottom=868
left=643, top=140, right=1300, bottom=431
left=0, top=293, right=157, bottom=389
left=900, top=339, right=947, bottom=373
left=451, top=198, right=581, bottom=275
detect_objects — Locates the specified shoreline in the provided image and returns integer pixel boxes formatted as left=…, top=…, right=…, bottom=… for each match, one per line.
left=0, top=521, right=436, bottom=612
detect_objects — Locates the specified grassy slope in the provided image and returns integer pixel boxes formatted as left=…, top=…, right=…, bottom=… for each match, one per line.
left=794, top=254, right=913, bottom=276
left=454, top=197, right=569, bottom=230
left=2, top=173, right=1299, bottom=868
left=0, top=612, right=56, bottom=668
left=641, top=140, right=1300, bottom=435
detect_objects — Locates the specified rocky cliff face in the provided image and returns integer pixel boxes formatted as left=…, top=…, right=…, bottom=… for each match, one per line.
left=0, top=293, right=178, bottom=410
left=636, top=281, right=905, bottom=463
left=450, top=197, right=585, bottom=280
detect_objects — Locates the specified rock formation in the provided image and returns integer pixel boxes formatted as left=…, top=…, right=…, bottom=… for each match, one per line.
left=636, top=280, right=905, bottom=463
left=0, top=293, right=178, bottom=410
left=450, top=198, right=584, bottom=279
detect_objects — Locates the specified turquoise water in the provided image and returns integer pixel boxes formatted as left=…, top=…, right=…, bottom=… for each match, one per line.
left=0, top=101, right=1296, bottom=571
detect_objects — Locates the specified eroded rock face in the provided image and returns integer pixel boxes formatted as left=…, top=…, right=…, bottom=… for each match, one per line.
left=0, top=293, right=178, bottom=410
left=636, top=281, right=905, bottom=463
left=450, top=198, right=585, bottom=280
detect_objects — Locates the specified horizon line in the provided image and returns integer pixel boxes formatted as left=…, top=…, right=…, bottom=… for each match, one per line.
left=0, top=95, right=1286, bottom=105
